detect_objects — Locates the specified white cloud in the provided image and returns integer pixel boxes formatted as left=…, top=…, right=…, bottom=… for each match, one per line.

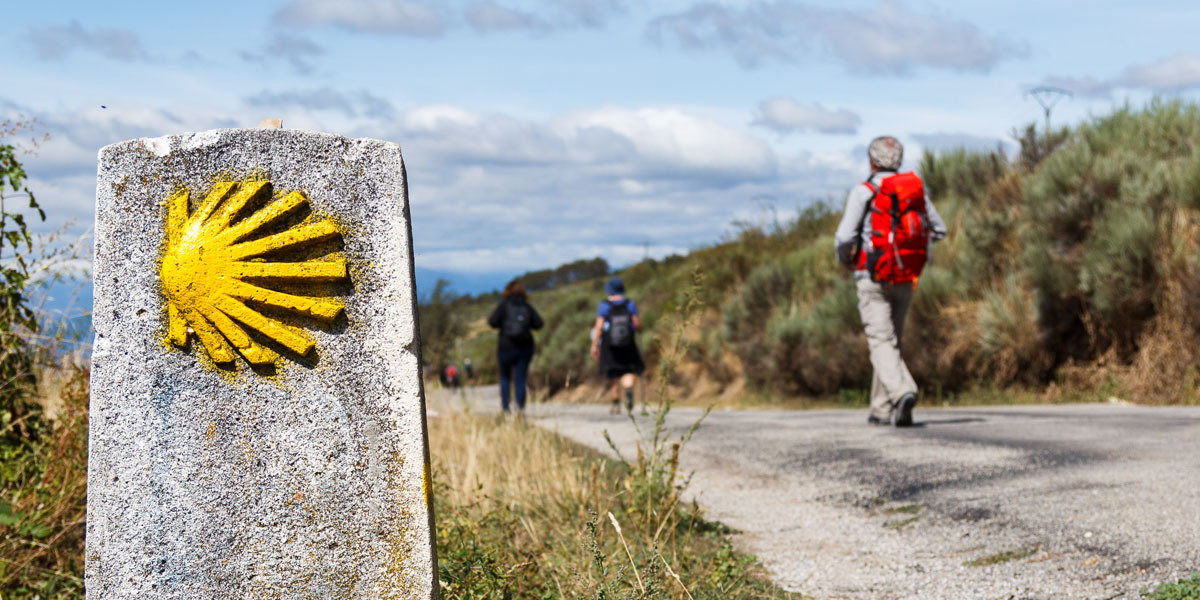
left=274, top=0, right=449, bottom=36
left=415, top=242, right=686, bottom=275
left=465, top=2, right=548, bottom=32
left=910, top=131, right=1011, bottom=155
left=4, top=96, right=862, bottom=279
left=276, top=0, right=624, bottom=36
left=244, top=88, right=396, bottom=119
left=753, top=98, right=860, bottom=134
left=1037, top=76, right=1111, bottom=99
left=539, top=0, right=627, bottom=28
left=240, top=33, right=326, bottom=75
left=555, top=106, right=777, bottom=180
left=1038, top=53, right=1200, bottom=100
left=466, top=0, right=628, bottom=32
left=1118, top=53, right=1200, bottom=92
left=27, top=20, right=147, bottom=61
left=647, top=0, right=1024, bottom=74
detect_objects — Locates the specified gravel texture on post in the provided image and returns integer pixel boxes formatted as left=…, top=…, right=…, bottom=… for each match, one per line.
left=89, top=128, right=437, bottom=600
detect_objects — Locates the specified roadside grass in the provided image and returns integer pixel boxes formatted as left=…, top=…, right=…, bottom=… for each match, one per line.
left=964, top=548, right=1038, bottom=568
left=428, top=412, right=797, bottom=598
left=883, top=504, right=922, bottom=515
left=883, top=516, right=920, bottom=532
left=1143, top=572, right=1200, bottom=600
left=430, top=269, right=801, bottom=599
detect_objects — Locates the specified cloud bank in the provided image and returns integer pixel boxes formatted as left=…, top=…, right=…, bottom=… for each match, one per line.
left=4, top=95, right=860, bottom=276
left=753, top=98, right=860, bottom=134
left=1041, top=53, right=1200, bottom=99
left=27, top=20, right=148, bottom=61
left=647, top=0, right=1024, bottom=74
left=274, top=0, right=626, bottom=36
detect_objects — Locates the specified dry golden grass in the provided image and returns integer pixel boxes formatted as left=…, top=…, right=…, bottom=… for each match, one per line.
left=428, top=410, right=602, bottom=509
left=425, top=390, right=797, bottom=598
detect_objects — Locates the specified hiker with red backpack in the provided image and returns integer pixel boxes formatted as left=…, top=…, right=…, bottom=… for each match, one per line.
left=835, top=136, right=947, bottom=427
left=487, top=279, right=544, bottom=416
left=589, top=277, right=645, bottom=414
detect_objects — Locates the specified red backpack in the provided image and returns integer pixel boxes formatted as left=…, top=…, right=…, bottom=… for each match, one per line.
left=855, top=171, right=930, bottom=285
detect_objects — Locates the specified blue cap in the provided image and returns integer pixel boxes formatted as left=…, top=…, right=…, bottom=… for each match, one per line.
left=604, top=276, right=625, bottom=295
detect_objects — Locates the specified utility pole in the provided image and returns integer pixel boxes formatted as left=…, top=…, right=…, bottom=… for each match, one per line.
left=1025, top=86, right=1072, bottom=138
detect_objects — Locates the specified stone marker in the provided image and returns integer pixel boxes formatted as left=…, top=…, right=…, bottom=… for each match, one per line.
left=88, top=128, right=438, bottom=599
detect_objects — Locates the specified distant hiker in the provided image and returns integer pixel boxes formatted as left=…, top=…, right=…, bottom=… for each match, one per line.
left=835, top=136, right=947, bottom=427
left=463, top=357, right=474, bottom=383
left=444, top=364, right=459, bottom=389
left=487, top=280, right=544, bottom=415
left=590, top=276, right=645, bottom=414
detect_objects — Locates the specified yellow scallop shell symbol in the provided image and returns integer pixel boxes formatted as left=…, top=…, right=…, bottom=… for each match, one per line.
left=160, top=180, right=348, bottom=367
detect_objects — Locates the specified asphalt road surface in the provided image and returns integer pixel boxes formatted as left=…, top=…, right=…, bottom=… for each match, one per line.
left=507, top=398, right=1200, bottom=599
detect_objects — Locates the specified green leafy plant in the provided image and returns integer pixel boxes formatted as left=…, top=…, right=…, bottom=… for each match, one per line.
left=1142, top=572, right=1200, bottom=600
left=1, top=123, right=47, bottom=442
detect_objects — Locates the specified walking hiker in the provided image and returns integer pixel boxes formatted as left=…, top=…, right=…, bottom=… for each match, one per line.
left=835, top=136, right=947, bottom=427
left=487, top=280, right=544, bottom=415
left=589, top=276, right=645, bottom=414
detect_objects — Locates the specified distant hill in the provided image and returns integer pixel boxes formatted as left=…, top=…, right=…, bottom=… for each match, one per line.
left=414, top=267, right=512, bottom=297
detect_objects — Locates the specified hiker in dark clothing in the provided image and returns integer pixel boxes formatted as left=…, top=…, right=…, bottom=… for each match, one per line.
left=487, top=280, right=544, bottom=415
left=589, top=276, right=645, bottom=414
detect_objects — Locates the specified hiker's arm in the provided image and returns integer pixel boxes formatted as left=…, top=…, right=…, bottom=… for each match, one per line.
left=632, top=315, right=642, bottom=331
left=629, top=300, right=642, bottom=331
left=925, top=196, right=948, bottom=242
left=530, top=306, right=544, bottom=330
left=487, top=303, right=504, bottom=328
left=834, top=184, right=871, bottom=267
left=589, top=317, right=605, bottom=359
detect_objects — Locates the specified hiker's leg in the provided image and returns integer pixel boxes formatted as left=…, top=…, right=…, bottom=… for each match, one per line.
left=620, top=373, right=636, bottom=411
left=513, top=347, right=533, bottom=411
left=869, top=371, right=891, bottom=420
left=886, top=283, right=918, bottom=396
left=856, top=278, right=917, bottom=404
left=497, top=349, right=514, bottom=413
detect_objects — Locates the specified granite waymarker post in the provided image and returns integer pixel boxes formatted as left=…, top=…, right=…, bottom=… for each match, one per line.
left=89, top=129, right=438, bottom=599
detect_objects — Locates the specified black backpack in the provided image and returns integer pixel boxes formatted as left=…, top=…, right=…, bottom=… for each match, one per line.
left=502, top=301, right=532, bottom=340
left=605, top=300, right=634, bottom=347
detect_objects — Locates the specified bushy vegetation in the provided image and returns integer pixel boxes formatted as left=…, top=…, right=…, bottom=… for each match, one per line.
left=446, top=100, right=1200, bottom=405
left=2, top=124, right=46, bottom=436
left=2, top=118, right=89, bottom=599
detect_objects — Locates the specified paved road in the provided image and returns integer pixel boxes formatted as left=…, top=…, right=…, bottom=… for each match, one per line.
left=507, top=399, right=1200, bottom=599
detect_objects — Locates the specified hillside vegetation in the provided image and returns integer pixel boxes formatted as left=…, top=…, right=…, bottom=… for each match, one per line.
left=432, top=100, right=1200, bottom=405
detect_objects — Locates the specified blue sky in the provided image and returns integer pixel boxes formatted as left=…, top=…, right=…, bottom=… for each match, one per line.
left=4, top=0, right=1200, bottom=288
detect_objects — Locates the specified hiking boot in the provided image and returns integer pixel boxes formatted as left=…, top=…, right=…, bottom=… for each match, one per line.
left=892, top=393, right=917, bottom=427
left=867, top=414, right=890, bottom=426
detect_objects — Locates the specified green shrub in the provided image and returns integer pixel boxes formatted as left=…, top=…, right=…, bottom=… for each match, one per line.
left=1142, top=571, right=1200, bottom=600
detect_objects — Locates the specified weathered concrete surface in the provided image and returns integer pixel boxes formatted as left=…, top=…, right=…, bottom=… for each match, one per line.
left=474, top=393, right=1200, bottom=600
left=89, top=129, right=437, bottom=599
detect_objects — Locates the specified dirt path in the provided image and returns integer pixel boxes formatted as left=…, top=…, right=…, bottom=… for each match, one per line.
left=500, top=397, right=1200, bottom=599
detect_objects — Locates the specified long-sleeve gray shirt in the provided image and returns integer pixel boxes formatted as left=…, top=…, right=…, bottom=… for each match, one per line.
left=834, top=170, right=948, bottom=273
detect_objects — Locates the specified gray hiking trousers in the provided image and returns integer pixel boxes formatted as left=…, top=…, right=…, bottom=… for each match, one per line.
left=855, top=276, right=918, bottom=419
